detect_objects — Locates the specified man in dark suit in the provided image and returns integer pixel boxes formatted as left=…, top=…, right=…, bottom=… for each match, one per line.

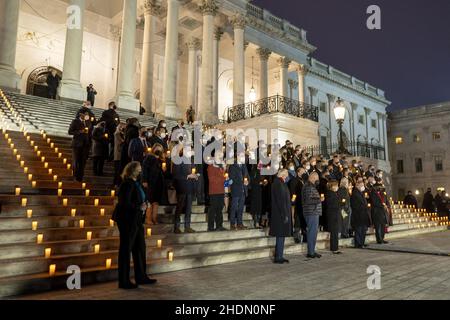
left=68, top=111, right=92, bottom=182
left=86, top=84, right=97, bottom=106
left=422, top=188, right=435, bottom=214
left=76, top=101, right=97, bottom=125
left=368, top=183, right=389, bottom=244
left=46, top=69, right=60, bottom=99
left=172, top=148, right=197, bottom=234
left=228, top=158, right=249, bottom=230
left=99, top=102, right=120, bottom=160
left=351, top=181, right=371, bottom=248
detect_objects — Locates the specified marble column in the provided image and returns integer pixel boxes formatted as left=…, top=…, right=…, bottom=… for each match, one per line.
left=256, top=48, right=271, bottom=99
left=278, top=57, right=291, bottom=97
left=297, top=64, right=308, bottom=104
left=351, top=102, right=358, bottom=144
left=186, top=37, right=200, bottom=114
left=139, top=0, right=160, bottom=115
left=162, top=0, right=181, bottom=118
left=327, top=93, right=336, bottom=145
left=364, top=107, right=370, bottom=142
left=115, top=0, right=139, bottom=111
left=0, top=0, right=21, bottom=90
left=213, top=27, right=223, bottom=120
left=382, top=114, right=389, bottom=158
left=288, top=79, right=298, bottom=100
left=231, top=14, right=246, bottom=106
left=198, top=0, right=218, bottom=124
left=59, top=0, right=86, bottom=101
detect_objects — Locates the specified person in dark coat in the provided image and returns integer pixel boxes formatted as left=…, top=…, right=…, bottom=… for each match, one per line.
left=249, top=164, right=263, bottom=228
left=172, top=148, right=197, bottom=234
left=142, top=144, right=166, bottom=225
left=114, top=162, right=156, bottom=289
left=338, top=177, right=351, bottom=238
left=350, top=181, right=371, bottom=248
left=422, top=188, right=435, bottom=214
left=46, top=69, right=60, bottom=99
left=228, top=161, right=249, bottom=230
left=269, top=169, right=292, bottom=264
left=120, top=118, right=140, bottom=172
left=368, top=184, right=389, bottom=244
left=76, top=101, right=96, bottom=125
left=302, top=172, right=322, bottom=258
left=128, top=127, right=148, bottom=163
left=149, top=127, right=168, bottom=150
left=435, top=191, right=449, bottom=217
left=68, top=111, right=91, bottom=182
left=326, top=180, right=342, bottom=254
left=91, top=121, right=109, bottom=176
left=86, top=84, right=97, bottom=106
left=207, top=159, right=226, bottom=232
left=99, top=102, right=120, bottom=160
left=289, top=167, right=306, bottom=243
left=403, top=191, right=418, bottom=209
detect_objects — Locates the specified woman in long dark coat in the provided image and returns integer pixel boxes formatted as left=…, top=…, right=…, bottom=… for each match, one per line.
left=350, top=181, right=371, bottom=248
left=369, top=184, right=389, bottom=244
left=337, top=177, right=351, bottom=238
left=91, top=121, right=109, bottom=176
left=142, top=143, right=166, bottom=225
left=269, top=169, right=292, bottom=264
left=326, top=180, right=342, bottom=254
left=114, top=161, right=156, bottom=289
left=249, top=164, right=263, bottom=228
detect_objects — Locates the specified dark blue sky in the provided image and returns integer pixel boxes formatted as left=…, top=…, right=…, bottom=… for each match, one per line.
left=253, top=0, right=450, bottom=111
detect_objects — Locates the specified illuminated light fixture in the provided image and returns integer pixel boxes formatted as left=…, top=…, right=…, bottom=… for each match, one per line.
left=81, top=183, right=86, bottom=189
left=248, top=56, right=257, bottom=103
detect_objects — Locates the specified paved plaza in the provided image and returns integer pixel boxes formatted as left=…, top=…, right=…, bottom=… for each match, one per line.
left=16, top=231, right=450, bottom=301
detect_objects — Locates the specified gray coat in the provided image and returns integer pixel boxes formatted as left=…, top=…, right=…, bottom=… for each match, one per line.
left=301, top=182, right=322, bottom=217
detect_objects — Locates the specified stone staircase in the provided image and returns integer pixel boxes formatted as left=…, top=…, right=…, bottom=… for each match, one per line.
left=0, top=89, right=448, bottom=298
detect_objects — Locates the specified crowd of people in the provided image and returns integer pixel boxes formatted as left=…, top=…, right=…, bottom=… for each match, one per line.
left=68, top=102, right=449, bottom=289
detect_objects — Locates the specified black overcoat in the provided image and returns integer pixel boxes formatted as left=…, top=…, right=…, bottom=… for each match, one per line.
left=269, top=178, right=292, bottom=237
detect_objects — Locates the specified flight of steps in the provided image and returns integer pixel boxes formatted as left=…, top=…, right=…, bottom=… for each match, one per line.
left=0, top=90, right=448, bottom=298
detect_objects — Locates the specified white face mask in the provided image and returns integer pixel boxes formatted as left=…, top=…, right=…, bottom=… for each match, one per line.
left=359, top=186, right=365, bottom=192
left=84, top=115, right=90, bottom=121
left=289, top=166, right=295, bottom=171
left=160, top=133, right=166, bottom=139
left=161, top=123, right=167, bottom=128
left=306, top=165, right=311, bottom=170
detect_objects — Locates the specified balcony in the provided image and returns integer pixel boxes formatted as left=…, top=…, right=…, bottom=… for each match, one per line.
left=225, top=95, right=319, bottom=123
left=304, top=141, right=387, bottom=161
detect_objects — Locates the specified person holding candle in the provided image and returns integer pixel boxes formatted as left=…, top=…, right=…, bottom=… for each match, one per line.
left=338, top=177, right=351, bottom=238
left=114, top=161, right=156, bottom=289
left=289, top=167, right=306, bottom=243
left=91, top=121, right=109, bottom=176
left=368, top=183, right=389, bottom=244
left=228, top=157, right=249, bottom=231
left=270, top=169, right=292, bottom=264
left=301, top=172, right=322, bottom=258
left=99, top=102, right=120, bottom=161
left=207, top=153, right=227, bottom=232
left=113, top=123, right=125, bottom=187
left=142, top=144, right=166, bottom=225
left=326, top=180, right=342, bottom=254
left=350, top=180, right=371, bottom=248
left=68, top=111, right=92, bottom=182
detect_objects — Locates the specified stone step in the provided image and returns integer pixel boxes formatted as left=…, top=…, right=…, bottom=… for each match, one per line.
left=0, top=195, right=115, bottom=206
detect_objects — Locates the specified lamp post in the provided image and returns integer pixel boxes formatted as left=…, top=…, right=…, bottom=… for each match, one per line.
left=333, top=97, right=351, bottom=155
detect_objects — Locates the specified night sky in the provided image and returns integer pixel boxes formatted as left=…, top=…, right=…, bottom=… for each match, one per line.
left=252, top=0, right=450, bottom=111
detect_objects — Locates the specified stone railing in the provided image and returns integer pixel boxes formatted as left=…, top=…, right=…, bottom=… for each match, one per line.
left=226, top=95, right=319, bottom=123
left=246, top=2, right=308, bottom=42
left=304, top=141, right=386, bottom=161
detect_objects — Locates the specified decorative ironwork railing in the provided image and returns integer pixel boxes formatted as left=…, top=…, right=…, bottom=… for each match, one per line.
left=304, top=141, right=387, bottom=161
left=226, top=95, right=318, bottom=123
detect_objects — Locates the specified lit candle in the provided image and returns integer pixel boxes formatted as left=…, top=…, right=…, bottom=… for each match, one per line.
left=94, top=244, right=100, bottom=254
left=146, top=228, right=152, bottom=237
left=368, top=203, right=372, bottom=208
left=85, top=189, right=90, bottom=197
left=44, top=162, right=48, bottom=169
left=26, top=136, right=31, bottom=141
left=54, top=147, right=58, bottom=153
left=157, top=239, right=162, bottom=248
left=20, top=160, right=24, bottom=167
left=32, top=221, right=38, bottom=231
left=291, top=194, right=297, bottom=202
left=27, top=209, right=33, bottom=218
left=53, top=175, right=58, bottom=182
left=21, top=198, right=27, bottom=207
left=37, top=151, right=41, bottom=157
left=45, top=248, right=52, bottom=258
left=100, top=208, right=105, bottom=216
left=82, top=183, right=86, bottom=189
left=46, top=138, right=50, bottom=144
left=94, top=199, right=99, bottom=207
left=63, top=158, right=67, bottom=164
left=168, top=251, right=174, bottom=262
left=41, top=156, right=45, bottom=162
left=244, top=177, right=248, bottom=184
left=342, top=199, right=346, bottom=203
left=49, top=264, right=56, bottom=276
left=224, top=173, right=229, bottom=179
left=109, top=219, right=115, bottom=227
left=320, top=194, right=325, bottom=202
left=79, top=220, right=85, bottom=229
left=111, top=190, right=116, bottom=197
left=105, top=258, right=112, bottom=269
left=16, top=154, right=21, bottom=161
left=58, top=153, right=62, bottom=158
left=67, top=164, right=72, bottom=170
left=192, top=168, right=197, bottom=175
left=31, top=181, right=37, bottom=188
left=43, top=133, right=46, bottom=139
left=86, top=231, right=92, bottom=240
left=62, top=198, right=68, bottom=206
left=15, top=187, right=21, bottom=196
left=104, top=133, right=109, bottom=139
left=162, top=163, right=167, bottom=172
left=58, top=182, right=63, bottom=189
left=48, top=169, right=53, bottom=175
left=24, top=167, right=29, bottom=174
left=71, top=209, right=77, bottom=217
left=37, top=234, right=43, bottom=244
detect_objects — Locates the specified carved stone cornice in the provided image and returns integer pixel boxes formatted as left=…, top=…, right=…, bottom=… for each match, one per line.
left=144, top=0, right=161, bottom=16
left=297, top=64, right=309, bottom=76
left=230, top=13, right=247, bottom=29
left=187, top=37, right=201, bottom=50
left=288, top=79, right=298, bottom=89
left=256, top=48, right=271, bottom=61
left=214, top=27, right=224, bottom=41
left=277, top=57, right=291, bottom=69
left=199, top=0, right=218, bottom=16
left=326, top=93, right=336, bottom=103
left=309, top=87, right=318, bottom=97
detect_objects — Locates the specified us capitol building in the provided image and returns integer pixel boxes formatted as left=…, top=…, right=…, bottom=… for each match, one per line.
left=0, top=0, right=391, bottom=179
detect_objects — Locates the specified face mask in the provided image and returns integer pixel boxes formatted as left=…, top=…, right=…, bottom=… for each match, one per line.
left=306, top=165, right=311, bottom=170
left=161, top=123, right=167, bottom=128
left=160, top=133, right=166, bottom=139
left=289, top=166, right=295, bottom=171
left=359, top=186, right=365, bottom=192
left=354, top=164, right=358, bottom=168
left=84, top=115, right=90, bottom=121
